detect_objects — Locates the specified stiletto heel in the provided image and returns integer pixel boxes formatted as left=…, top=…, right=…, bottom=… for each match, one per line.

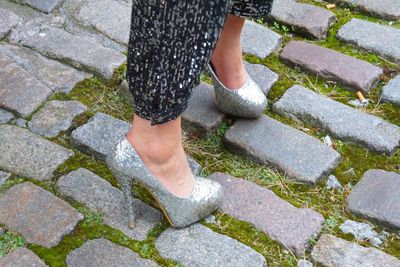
left=208, top=62, right=267, bottom=118
left=116, top=173, right=137, bottom=229
left=106, top=136, right=223, bottom=228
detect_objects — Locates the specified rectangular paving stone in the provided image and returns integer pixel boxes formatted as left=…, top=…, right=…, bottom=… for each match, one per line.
left=223, top=115, right=340, bottom=184
left=0, top=8, right=21, bottom=39
left=335, top=0, right=400, bottom=20
left=312, top=234, right=400, bottom=266
left=269, top=0, right=336, bottom=39
left=0, top=44, right=91, bottom=93
left=338, top=19, right=400, bottom=64
left=273, top=85, right=400, bottom=153
left=382, top=75, right=400, bottom=106
left=10, top=16, right=126, bottom=79
left=280, top=41, right=383, bottom=92
left=72, top=0, right=131, bottom=45
left=0, top=182, right=83, bottom=248
left=71, top=112, right=131, bottom=160
left=208, top=172, right=324, bottom=255
left=0, top=52, right=52, bottom=118
left=0, top=125, right=74, bottom=180
left=155, top=223, right=267, bottom=267
left=57, top=168, right=163, bottom=241
left=0, top=248, right=47, bottom=267
left=182, top=83, right=225, bottom=137
left=28, top=100, right=87, bottom=138
left=17, top=0, right=64, bottom=13
left=244, top=61, right=279, bottom=96
left=67, top=238, right=159, bottom=267
left=347, top=169, right=400, bottom=229
left=241, top=20, right=282, bottom=59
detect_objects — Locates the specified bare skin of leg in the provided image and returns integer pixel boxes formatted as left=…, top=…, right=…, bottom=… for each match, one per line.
left=210, top=15, right=246, bottom=90
left=126, top=16, right=245, bottom=197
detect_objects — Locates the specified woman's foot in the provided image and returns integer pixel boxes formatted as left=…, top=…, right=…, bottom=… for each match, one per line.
left=126, top=114, right=195, bottom=198
left=210, top=15, right=246, bottom=90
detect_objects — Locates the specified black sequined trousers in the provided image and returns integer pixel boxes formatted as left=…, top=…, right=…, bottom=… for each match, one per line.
left=126, top=0, right=273, bottom=125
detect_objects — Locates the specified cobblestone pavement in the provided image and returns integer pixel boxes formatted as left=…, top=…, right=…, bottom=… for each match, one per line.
left=0, top=0, right=400, bottom=266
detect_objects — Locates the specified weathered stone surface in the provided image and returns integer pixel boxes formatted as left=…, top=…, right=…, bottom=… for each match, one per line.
left=280, top=41, right=383, bottom=92
left=338, top=19, right=400, bottom=64
left=297, top=260, right=313, bottom=267
left=71, top=112, right=130, bottom=160
left=0, top=125, right=74, bottom=180
left=10, top=16, right=126, bottom=79
left=382, top=75, right=400, bottom=106
left=269, top=0, right=336, bottom=39
left=0, top=8, right=21, bottom=39
left=0, top=109, right=14, bottom=124
left=0, top=44, right=91, bottom=93
left=57, top=168, right=163, bottom=241
left=0, top=1, right=40, bottom=21
left=0, top=170, right=11, bottom=185
left=14, top=118, right=27, bottom=128
left=326, top=175, right=342, bottom=190
left=0, top=52, right=51, bottom=118
left=223, top=115, right=340, bottom=184
left=336, top=0, right=400, bottom=20
left=0, top=248, right=47, bottom=267
left=339, top=220, right=387, bottom=246
left=244, top=61, right=279, bottom=96
left=208, top=172, right=324, bottom=255
left=241, top=20, right=282, bottom=59
left=18, top=0, right=64, bottom=13
left=182, top=83, right=225, bottom=137
left=28, top=100, right=87, bottom=137
left=347, top=169, right=400, bottom=229
left=156, top=223, right=267, bottom=267
left=72, top=0, right=131, bottom=45
left=0, top=182, right=83, bottom=248
left=70, top=112, right=202, bottom=174
left=273, top=85, right=400, bottom=153
left=67, top=238, right=159, bottom=267
left=312, top=234, right=400, bottom=267
left=119, top=79, right=133, bottom=104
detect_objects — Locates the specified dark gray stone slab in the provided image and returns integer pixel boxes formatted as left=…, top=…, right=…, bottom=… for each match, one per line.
left=155, top=223, right=267, bottom=267
left=208, top=173, right=324, bottom=255
left=280, top=41, right=383, bottom=93
left=18, top=0, right=64, bottom=13
left=312, top=234, right=400, bottom=267
left=0, top=8, right=21, bottom=39
left=57, top=168, right=163, bottom=241
left=273, top=85, right=400, bottom=153
left=71, top=112, right=130, bottom=160
left=269, top=0, right=336, bottom=39
left=382, top=75, right=400, bottom=106
left=10, top=16, right=126, bottom=79
left=0, top=52, right=52, bottom=118
left=0, top=182, right=83, bottom=248
left=347, top=169, right=400, bottom=229
left=66, top=238, right=159, bottom=267
left=0, top=44, right=91, bottom=93
left=0, top=248, right=47, bottom=267
left=28, top=100, right=87, bottom=138
left=223, top=115, right=340, bottom=184
left=70, top=112, right=202, bottom=175
left=241, top=20, right=282, bottom=59
left=0, top=125, right=74, bottom=180
left=336, top=0, right=400, bottom=20
left=338, top=19, right=400, bottom=64
left=244, top=61, right=279, bottom=96
left=71, top=0, right=131, bottom=45
left=0, top=109, right=14, bottom=124
left=182, top=83, right=225, bottom=137
left=0, top=170, right=11, bottom=185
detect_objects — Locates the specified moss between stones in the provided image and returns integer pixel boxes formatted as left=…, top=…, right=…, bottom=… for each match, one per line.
left=1, top=2, right=400, bottom=266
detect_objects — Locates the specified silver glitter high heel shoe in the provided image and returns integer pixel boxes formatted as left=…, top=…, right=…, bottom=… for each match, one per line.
left=106, top=136, right=223, bottom=228
left=208, top=62, right=267, bottom=118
